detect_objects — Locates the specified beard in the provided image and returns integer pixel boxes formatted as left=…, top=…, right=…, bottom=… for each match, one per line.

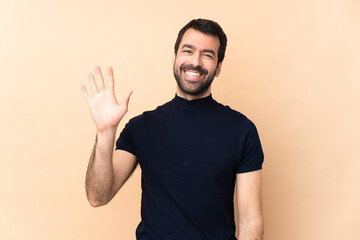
left=173, top=63, right=217, bottom=96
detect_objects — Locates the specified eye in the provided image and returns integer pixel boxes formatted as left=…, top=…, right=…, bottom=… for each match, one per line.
left=204, top=53, right=214, bottom=59
left=183, top=49, right=192, bottom=54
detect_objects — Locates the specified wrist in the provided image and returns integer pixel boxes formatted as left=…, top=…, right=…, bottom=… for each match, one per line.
left=96, top=126, right=117, bottom=138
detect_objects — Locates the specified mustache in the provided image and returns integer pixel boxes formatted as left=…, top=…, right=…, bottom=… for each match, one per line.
left=180, top=64, right=208, bottom=75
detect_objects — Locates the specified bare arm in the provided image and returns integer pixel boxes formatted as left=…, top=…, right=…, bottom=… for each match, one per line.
left=81, top=66, right=136, bottom=207
left=85, top=128, right=137, bottom=207
left=236, top=170, right=264, bottom=240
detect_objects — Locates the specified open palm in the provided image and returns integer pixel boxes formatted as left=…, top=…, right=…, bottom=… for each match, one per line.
left=81, top=66, right=132, bottom=132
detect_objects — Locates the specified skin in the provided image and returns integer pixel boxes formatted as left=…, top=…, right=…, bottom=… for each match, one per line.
left=236, top=170, right=264, bottom=240
left=81, top=66, right=137, bottom=207
left=81, top=28, right=263, bottom=240
left=173, top=28, right=222, bottom=101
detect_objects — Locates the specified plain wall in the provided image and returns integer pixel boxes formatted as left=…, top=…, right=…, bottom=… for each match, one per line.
left=1, top=0, right=359, bottom=239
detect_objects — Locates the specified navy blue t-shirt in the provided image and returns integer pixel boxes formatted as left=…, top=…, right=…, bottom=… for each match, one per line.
left=116, top=94, right=264, bottom=240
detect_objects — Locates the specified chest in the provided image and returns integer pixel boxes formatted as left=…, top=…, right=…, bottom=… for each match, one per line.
left=135, top=114, right=240, bottom=188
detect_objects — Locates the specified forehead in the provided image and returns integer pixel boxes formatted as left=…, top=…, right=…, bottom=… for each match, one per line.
left=179, top=28, right=220, bottom=54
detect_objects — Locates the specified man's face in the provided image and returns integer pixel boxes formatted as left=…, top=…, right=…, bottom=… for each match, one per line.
left=173, top=28, right=222, bottom=98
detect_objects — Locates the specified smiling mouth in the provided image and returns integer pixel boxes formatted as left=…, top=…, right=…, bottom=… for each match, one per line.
left=183, top=70, right=205, bottom=81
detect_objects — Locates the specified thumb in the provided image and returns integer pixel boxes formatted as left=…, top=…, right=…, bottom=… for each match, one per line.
left=121, top=90, right=133, bottom=108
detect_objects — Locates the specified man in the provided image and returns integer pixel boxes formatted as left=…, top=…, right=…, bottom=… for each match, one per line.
left=81, top=19, right=264, bottom=240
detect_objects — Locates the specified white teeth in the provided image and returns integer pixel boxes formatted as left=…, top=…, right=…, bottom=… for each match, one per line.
left=185, top=71, right=200, bottom=77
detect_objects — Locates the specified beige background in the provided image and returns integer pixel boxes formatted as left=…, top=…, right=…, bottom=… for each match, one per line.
left=1, top=0, right=359, bottom=239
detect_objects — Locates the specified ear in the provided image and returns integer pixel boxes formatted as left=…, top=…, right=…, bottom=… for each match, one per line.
left=172, top=54, right=176, bottom=65
left=215, top=62, right=222, bottom=77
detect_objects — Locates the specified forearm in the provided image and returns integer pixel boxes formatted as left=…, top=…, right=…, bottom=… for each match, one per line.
left=85, top=126, right=117, bottom=207
left=238, top=217, right=264, bottom=240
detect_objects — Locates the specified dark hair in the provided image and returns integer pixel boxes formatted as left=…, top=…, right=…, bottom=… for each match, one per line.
left=174, top=19, right=227, bottom=64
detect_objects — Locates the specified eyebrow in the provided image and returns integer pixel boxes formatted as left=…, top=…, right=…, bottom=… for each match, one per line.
left=181, top=44, right=216, bottom=56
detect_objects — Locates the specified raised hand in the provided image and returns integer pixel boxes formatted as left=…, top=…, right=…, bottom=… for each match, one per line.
left=81, top=66, right=132, bottom=132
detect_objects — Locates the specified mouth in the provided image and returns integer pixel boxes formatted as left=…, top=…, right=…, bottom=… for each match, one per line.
left=183, top=70, right=205, bottom=81
left=180, top=65, right=208, bottom=82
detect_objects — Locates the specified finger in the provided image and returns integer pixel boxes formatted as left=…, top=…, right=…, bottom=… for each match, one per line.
left=94, top=65, right=105, bottom=91
left=122, top=90, right=133, bottom=107
left=80, top=85, right=91, bottom=103
left=88, top=73, right=99, bottom=94
left=107, top=66, right=114, bottom=91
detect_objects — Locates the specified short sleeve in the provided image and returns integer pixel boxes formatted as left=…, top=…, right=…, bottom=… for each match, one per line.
left=236, top=121, right=264, bottom=173
left=115, top=120, right=137, bottom=156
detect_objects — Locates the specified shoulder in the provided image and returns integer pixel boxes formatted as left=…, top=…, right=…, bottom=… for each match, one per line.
left=214, top=101, right=256, bottom=129
left=126, top=100, right=174, bottom=126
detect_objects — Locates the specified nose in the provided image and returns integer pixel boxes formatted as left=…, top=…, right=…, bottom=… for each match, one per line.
left=190, top=52, right=202, bottom=67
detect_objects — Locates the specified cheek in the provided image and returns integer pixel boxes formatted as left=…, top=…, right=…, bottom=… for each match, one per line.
left=175, top=57, right=186, bottom=65
left=205, top=63, right=217, bottom=74
left=176, top=54, right=194, bottom=64
left=174, top=56, right=181, bottom=65
left=173, top=61, right=181, bottom=71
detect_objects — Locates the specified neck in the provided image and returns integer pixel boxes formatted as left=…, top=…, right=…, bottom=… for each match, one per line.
left=176, top=87, right=212, bottom=101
